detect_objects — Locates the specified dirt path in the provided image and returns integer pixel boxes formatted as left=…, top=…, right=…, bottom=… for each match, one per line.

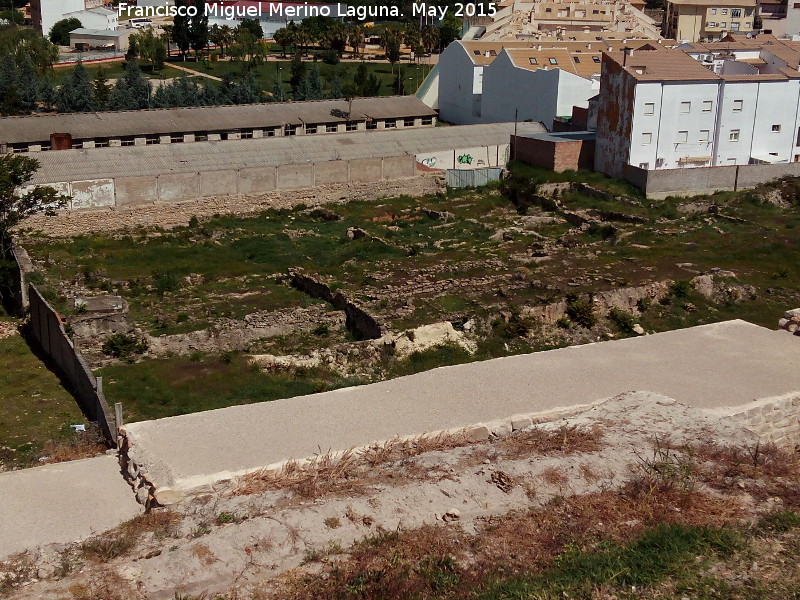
left=168, top=62, right=223, bottom=81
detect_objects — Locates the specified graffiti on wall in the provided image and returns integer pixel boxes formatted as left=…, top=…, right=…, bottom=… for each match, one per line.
left=420, top=156, right=438, bottom=168
left=457, top=154, right=473, bottom=165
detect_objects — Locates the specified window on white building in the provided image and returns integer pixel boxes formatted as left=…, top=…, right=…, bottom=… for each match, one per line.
left=731, top=22, right=740, bottom=30
left=772, top=124, right=781, bottom=132
left=708, top=21, right=716, bottom=26
left=731, top=8, right=741, bottom=17
left=719, top=21, right=727, bottom=28
left=677, top=130, right=688, bottom=143
left=727, top=158, right=736, bottom=164
left=730, top=129, right=740, bottom=141
left=721, top=8, right=728, bottom=14
left=702, top=100, right=713, bottom=112
left=644, top=102, right=655, bottom=115
left=642, top=132, right=653, bottom=145
left=710, top=7, right=717, bottom=13
left=699, top=130, right=710, bottom=142
left=639, top=162, right=649, bottom=169
left=732, top=99, right=743, bottom=111
left=680, top=101, right=691, bottom=113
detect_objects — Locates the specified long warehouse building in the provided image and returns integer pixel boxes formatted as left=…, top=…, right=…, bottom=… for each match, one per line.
left=0, top=97, right=438, bottom=154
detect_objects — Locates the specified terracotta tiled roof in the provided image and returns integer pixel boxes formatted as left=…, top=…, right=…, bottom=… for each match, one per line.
left=606, top=46, right=721, bottom=81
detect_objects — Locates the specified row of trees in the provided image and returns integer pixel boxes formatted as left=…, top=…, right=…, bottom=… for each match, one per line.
left=272, top=18, right=455, bottom=63
left=56, top=60, right=261, bottom=112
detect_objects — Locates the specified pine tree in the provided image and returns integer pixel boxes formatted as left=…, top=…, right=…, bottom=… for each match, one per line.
left=329, top=75, right=342, bottom=99
left=307, top=64, right=323, bottom=100
left=0, top=82, right=22, bottom=116
left=0, top=54, right=18, bottom=115
left=172, top=0, right=192, bottom=59
left=189, top=10, right=209, bottom=59
left=56, top=62, right=94, bottom=113
left=272, top=76, right=285, bottom=102
left=92, top=66, right=110, bottom=111
left=113, top=60, right=151, bottom=110
left=289, top=53, right=306, bottom=92
left=38, top=77, right=57, bottom=111
left=199, top=80, right=222, bottom=106
left=16, top=55, right=39, bottom=112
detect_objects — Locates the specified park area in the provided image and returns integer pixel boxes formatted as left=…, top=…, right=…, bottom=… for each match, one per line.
left=14, top=165, right=800, bottom=431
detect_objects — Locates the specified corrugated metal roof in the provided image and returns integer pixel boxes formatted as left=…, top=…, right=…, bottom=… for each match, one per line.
left=27, top=122, right=545, bottom=184
left=0, top=97, right=438, bottom=144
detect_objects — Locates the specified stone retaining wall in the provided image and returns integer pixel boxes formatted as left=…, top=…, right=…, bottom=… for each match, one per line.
left=725, top=392, right=800, bottom=448
left=290, top=269, right=384, bottom=340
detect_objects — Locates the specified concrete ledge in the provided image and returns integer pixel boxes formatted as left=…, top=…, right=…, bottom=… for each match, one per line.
left=121, top=320, right=800, bottom=497
left=0, top=455, right=142, bottom=559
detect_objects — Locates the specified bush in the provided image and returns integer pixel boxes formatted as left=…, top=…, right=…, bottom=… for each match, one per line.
left=102, top=333, right=148, bottom=360
left=321, top=49, right=339, bottom=65
left=608, top=307, right=635, bottom=333
left=669, top=280, right=692, bottom=299
left=49, top=17, right=82, bottom=46
left=566, top=295, right=596, bottom=328
left=151, top=270, right=182, bottom=296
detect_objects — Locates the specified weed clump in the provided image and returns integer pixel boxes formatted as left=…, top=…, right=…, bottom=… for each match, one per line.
left=102, top=333, right=148, bottom=360
left=608, top=307, right=635, bottom=333
left=566, top=294, right=596, bottom=328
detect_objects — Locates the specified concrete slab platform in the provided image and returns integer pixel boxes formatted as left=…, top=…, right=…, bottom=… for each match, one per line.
left=0, top=455, right=142, bottom=559
left=124, top=320, right=800, bottom=492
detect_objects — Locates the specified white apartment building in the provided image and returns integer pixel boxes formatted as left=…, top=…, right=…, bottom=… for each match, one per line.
left=31, top=0, right=86, bottom=36
left=594, top=42, right=800, bottom=179
left=481, top=47, right=601, bottom=125
left=64, top=7, right=118, bottom=31
left=438, top=39, right=655, bottom=127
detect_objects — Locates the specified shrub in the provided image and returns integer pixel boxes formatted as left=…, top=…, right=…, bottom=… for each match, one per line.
left=321, top=49, right=339, bottom=65
left=566, top=295, right=596, bottom=328
left=102, top=333, right=147, bottom=359
left=312, top=322, right=330, bottom=337
left=669, top=280, right=692, bottom=299
left=608, top=307, right=635, bottom=333
left=151, top=270, right=182, bottom=296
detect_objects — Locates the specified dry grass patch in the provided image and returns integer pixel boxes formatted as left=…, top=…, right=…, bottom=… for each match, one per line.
left=692, top=441, right=800, bottom=507
left=494, top=424, right=604, bottom=459
left=119, top=510, right=182, bottom=538
left=262, top=486, right=745, bottom=600
left=235, top=425, right=604, bottom=500
left=235, top=431, right=471, bottom=498
left=39, top=424, right=109, bottom=464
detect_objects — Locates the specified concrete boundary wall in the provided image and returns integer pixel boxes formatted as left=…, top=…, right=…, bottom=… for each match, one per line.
left=27, top=285, right=116, bottom=444
left=39, top=157, right=418, bottom=213
left=624, top=162, right=800, bottom=199
left=23, top=174, right=447, bottom=237
left=1, top=246, right=28, bottom=317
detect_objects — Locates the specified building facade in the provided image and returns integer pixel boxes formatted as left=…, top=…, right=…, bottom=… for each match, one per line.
left=64, top=7, right=118, bottom=30
left=663, top=0, right=757, bottom=42
left=30, top=0, right=86, bottom=36
left=437, top=38, right=655, bottom=127
left=594, top=42, right=800, bottom=179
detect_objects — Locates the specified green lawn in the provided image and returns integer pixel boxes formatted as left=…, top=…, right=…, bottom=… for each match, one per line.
left=174, top=57, right=433, bottom=97
left=0, top=316, right=86, bottom=468
left=52, top=60, right=192, bottom=83
left=98, top=353, right=356, bottom=422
